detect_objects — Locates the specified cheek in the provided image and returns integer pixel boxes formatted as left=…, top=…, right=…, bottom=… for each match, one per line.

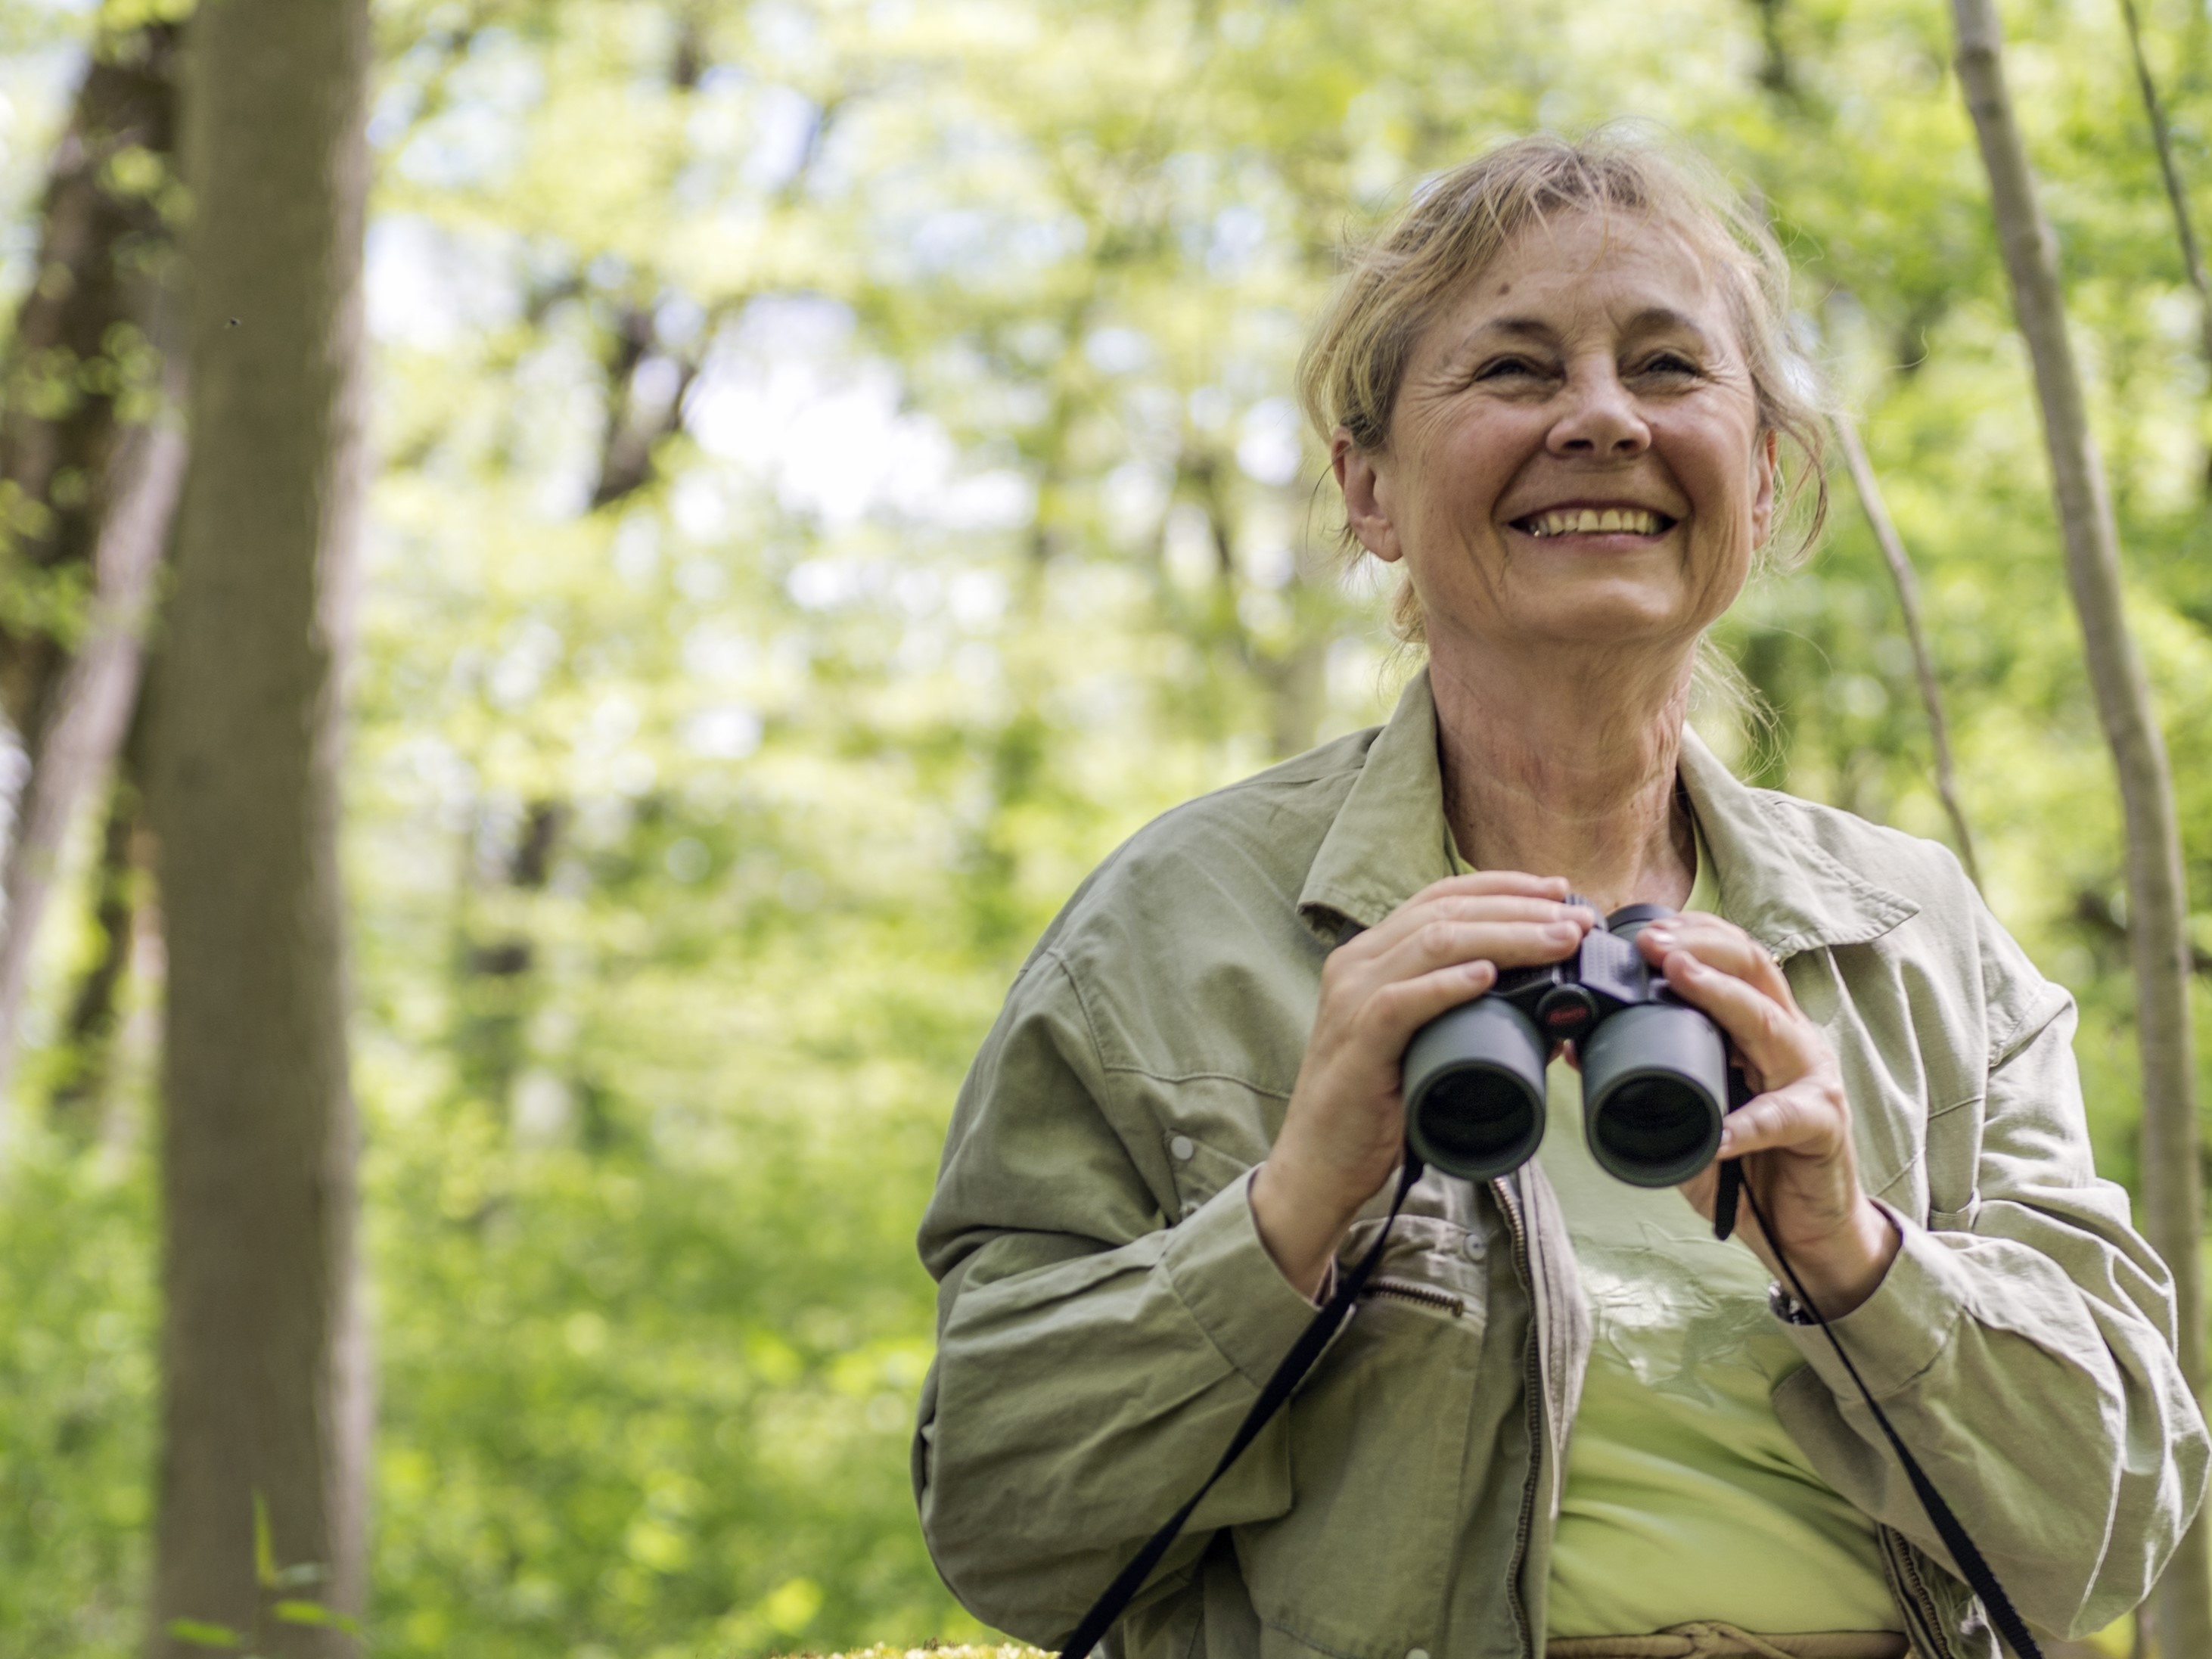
left=1398, top=430, right=1508, bottom=540
left=1667, top=421, right=1765, bottom=525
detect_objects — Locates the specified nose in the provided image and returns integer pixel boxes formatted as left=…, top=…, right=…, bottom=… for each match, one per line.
left=1546, top=359, right=1651, bottom=459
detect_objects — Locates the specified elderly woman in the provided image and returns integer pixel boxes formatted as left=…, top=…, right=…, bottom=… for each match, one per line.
left=910, top=137, right=2207, bottom=1659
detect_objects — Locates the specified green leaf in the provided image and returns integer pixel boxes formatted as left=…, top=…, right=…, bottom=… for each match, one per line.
left=252, top=1492, right=278, bottom=1590
left=275, top=1562, right=328, bottom=1589
left=165, top=1620, right=241, bottom=1649
left=272, top=1601, right=362, bottom=1636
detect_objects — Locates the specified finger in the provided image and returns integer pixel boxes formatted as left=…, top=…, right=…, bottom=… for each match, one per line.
left=1638, top=915, right=1794, bottom=1010
left=1410, top=871, right=1573, bottom=904
left=1716, top=1081, right=1845, bottom=1162
left=1365, top=915, right=1585, bottom=986
left=1354, top=957, right=1500, bottom=1053
left=1411, top=894, right=1602, bottom=931
left=1659, top=949, right=1819, bottom=1085
left=1356, top=883, right=1589, bottom=955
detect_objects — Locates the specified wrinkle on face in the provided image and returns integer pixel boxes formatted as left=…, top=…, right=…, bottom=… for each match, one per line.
left=1353, top=210, right=1773, bottom=671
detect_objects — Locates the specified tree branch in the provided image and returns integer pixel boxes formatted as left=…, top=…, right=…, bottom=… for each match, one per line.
left=2117, top=0, right=2212, bottom=374
left=1831, top=411, right=1982, bottom=887
left=0, top=414, right=182, bottom=1109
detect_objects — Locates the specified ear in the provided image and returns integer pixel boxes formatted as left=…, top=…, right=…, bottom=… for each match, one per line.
left=1331, top=427, right=1403, bottom=564
left=1749, top=429, right=1779, bottom=548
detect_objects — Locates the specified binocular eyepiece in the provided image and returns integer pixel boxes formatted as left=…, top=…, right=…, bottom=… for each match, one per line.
left=1402, top=902, right=1728, bottom=1188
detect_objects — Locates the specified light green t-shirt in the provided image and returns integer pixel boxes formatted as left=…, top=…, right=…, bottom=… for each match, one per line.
left=1447, top=825, right=1896, bottom=1637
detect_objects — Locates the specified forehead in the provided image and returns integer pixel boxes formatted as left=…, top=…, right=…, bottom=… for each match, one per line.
left=1439, top=209, right=1731, bottom=344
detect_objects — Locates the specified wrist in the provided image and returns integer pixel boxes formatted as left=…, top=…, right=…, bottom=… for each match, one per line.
left=1250, top=1154, right=1362, bottom=1301
left=1782, top=1198, right=1900, bottom=1319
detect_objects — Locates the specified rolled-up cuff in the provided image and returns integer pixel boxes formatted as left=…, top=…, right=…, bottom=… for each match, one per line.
left=1163, top=1168, right=1337, bottom=1389
left=1779, top=1198, right=1965, bottom=1400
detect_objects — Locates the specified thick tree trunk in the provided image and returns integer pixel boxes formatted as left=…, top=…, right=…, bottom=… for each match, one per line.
left=1953, top=3, right=2209, bottom=1651
left=145, top=0, right=371, bottom=1652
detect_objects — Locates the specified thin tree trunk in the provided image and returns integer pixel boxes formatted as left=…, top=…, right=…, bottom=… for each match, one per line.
left=0, top=20, right=182, bottom=1117
left=1831, top=411, right=1981, bottom=886
left=0, top=416, right=179, bottom=1112
left=0, top=20, right=181, bottom=749
left=1953, top=4, right=2209, bottom=1653
left=50, top=710, right=150, bottom=1134
left=146, top=0, right=371, bottom=1651
left=2117, top=0, right=2212, bottom=374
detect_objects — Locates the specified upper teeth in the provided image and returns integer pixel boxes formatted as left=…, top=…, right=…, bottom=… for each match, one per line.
left=1524, top=508, right=1665, bottom=536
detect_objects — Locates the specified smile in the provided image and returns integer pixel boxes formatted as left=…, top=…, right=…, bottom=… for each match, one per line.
left=1513, top=507, right=1676, bottom=537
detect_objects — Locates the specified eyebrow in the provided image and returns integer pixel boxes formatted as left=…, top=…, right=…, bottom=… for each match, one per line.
left=1618, top=306, right=1716, bottom=344
left=1466, top=308, right=1716, bottom=346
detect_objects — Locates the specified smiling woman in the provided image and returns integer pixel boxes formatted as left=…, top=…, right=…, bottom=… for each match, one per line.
left=912, top=135, right=2207, bottom=1659
left=1299, top=138, right=1827, bottom=651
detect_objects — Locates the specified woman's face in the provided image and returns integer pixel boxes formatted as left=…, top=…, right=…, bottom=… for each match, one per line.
left=1334, top=211, right=1776, bottom=663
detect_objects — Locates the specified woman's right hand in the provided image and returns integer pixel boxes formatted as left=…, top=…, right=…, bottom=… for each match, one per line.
left=1250, top=871, right=1593, bottom=1297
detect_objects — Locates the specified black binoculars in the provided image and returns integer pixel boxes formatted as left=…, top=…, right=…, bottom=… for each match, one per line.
left=1402, top=901, right=1729, bottom=1187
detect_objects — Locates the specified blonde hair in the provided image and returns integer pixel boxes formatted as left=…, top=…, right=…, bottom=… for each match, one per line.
left=1297, top=132, right=1828, bottom=643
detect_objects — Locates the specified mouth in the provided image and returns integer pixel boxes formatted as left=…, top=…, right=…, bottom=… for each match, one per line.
left=1510, top=506, right=1678, bottom=539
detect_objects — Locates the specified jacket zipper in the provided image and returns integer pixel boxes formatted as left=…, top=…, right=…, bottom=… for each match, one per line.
left=1881, top=1527, right=1957, bottom=1659
left=1359, top=1278, right=1466, bottom=1316
left=1493, top=1177, right=1544, bottom=1659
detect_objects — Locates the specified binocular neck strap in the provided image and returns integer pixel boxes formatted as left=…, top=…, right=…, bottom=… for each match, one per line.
left=1054, top=1154, right=1426, bottom=1657
left=1733, top=1179, right=2042, bottom=1659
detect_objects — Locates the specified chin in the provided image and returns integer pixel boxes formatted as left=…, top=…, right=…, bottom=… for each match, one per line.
left=1505, top=587, right=1707, bottom=650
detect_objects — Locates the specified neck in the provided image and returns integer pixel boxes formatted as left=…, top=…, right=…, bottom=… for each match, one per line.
left=1430, top=634, right=1698, bottom=915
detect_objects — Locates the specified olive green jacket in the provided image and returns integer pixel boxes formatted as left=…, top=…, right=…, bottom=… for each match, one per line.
left=913, top=670, right=2207, bottom=1659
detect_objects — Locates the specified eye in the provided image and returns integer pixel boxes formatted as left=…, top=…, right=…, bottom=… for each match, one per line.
left=1638, top=351, right=1703, bottom=379
left=1472, top=355, right=1548, bottom=383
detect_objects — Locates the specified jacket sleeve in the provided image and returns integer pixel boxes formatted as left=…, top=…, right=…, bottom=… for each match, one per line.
left=911, top=948, right=1317, bottom=1644
left=1773, top=937, right=2210, bottom=1640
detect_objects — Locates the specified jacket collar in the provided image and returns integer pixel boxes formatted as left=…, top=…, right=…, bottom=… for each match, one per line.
left=1297, top=666, right=1918, bottom=959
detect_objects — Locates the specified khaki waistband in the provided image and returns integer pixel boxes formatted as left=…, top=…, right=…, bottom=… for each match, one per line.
left=1546, top=1624, right=1912, bottom=1659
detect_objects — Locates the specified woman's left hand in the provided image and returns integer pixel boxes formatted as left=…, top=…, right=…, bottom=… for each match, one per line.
left=1634, top=914, right=1900, bottom=1318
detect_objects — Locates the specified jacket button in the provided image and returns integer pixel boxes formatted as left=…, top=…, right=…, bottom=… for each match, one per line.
left=1170, top=1135, right=1195, bottom=1161
left=1407, top=1648, right=1431, bottom=1659
left=1462, top=1232, right=1483, bottom=1260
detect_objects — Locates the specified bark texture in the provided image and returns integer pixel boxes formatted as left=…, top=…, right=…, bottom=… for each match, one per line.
left=146, top=0, right=371, bottom=1651
left=1953, top=2, right=2208, bottom=1651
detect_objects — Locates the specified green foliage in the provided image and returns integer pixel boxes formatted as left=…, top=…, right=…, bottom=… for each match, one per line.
left=0, top=1132, right=154, bottom=1658
left=164, top=1620, right=240, bottom=1650
left=2, top=0, right=2212, bottom=1652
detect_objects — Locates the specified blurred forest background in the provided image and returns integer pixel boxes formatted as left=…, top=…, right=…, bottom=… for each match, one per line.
left=3, top=0, right=2212, bottom=1653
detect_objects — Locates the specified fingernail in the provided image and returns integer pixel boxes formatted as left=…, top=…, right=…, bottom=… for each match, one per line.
left=1644, top=925, right=1675, bottom=948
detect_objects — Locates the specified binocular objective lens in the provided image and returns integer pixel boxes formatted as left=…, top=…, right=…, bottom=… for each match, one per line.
left=1591, top=1076, right=1711, bottom=1173
left=1415, top=1070, right=1537, bottom=1172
